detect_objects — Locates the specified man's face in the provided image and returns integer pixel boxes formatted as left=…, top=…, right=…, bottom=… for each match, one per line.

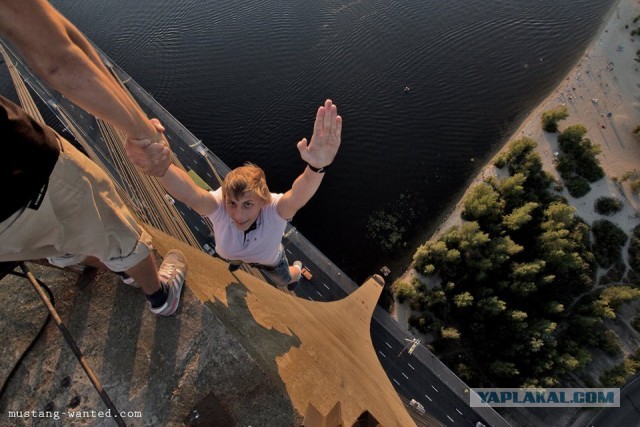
left=224, top=191, right=266, bottom=231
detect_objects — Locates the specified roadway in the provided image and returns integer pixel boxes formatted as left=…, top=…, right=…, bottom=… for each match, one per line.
left=582, top=375, right=640, bottom=427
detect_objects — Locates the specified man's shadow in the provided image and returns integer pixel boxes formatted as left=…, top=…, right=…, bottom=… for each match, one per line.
left=187, top=278, right=300, bottom=426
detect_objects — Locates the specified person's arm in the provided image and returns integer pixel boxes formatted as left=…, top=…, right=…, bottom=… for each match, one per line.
left=0, top=0, right=170, bottom=176
left=158, top=164, right=218, bottom=216
left=277, top=99, right=342, bottom=220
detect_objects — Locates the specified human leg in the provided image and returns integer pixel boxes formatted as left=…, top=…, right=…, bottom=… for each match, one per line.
left=84, top=251, right=187, bottom=316
left=0, top=136, right=187, bottom=315
left=260, top=252, right=301, bottom=290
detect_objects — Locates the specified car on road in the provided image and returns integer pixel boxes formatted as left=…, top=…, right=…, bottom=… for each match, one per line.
left=409, top=398, right=425, bottom=415
left=301, top=267, right=313, bottom=281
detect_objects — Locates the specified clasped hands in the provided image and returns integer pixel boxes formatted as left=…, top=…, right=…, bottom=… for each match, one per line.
left=124, top=118, right=171, bottom=177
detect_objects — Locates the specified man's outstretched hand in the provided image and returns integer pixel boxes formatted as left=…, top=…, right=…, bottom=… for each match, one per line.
left=125, top=118, right=172, bottom=177
left=297, top=99, right=342, bottom=169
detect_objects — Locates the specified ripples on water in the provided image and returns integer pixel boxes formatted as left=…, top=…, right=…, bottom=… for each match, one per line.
left=39, top=0, right=615, bottom=281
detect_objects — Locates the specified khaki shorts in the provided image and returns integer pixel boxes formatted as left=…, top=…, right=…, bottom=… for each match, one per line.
left=0, top=136, right=151, bottom=272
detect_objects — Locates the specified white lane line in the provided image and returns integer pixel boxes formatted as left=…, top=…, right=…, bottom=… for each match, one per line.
left=286, top=248, right=292, bottom=254
left=194, top=226, right=200, bottom=232
left=308, top=297, right=314, bottom=301
left=316, top=290, right=323, bottom=297
left=206, top=172, right=212, bottom=178
left=407, top=363, right=415, bottom=370
left=447, top=415, right=454, bottom=422
left=431, top=385, right=439, bottom=392
left=179, top=145, right=185, bottom=151
left=393, top=379, right=400, bottom=386
left=378, top=351, right=386, bottom=358
left=323, top=283, right=329, bottom=289
left=385, top=342, right=392, bottom=349
left=424, top=394, right=432, bottom=402
left=401, top=372, right=409, bottom=380
left=456, top=408, right=463, bottom=415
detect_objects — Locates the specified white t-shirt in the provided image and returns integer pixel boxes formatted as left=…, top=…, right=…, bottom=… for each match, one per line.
left=207, top=188, right=288, bottom=266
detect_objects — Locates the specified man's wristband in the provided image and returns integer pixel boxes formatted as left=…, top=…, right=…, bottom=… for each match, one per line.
left=307, top=163, right=329, bottom=173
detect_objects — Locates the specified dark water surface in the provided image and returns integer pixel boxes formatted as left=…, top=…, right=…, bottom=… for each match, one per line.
left=34, top=0, right=616, bottom=281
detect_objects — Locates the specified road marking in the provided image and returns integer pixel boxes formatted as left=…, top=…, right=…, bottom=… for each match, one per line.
left=385, top=342, right=392, bottom=349
left=308, top=297, right=314, bottom=301
left=401, top=372, right=409, bottom=380
left=316, top=291, right=323, bottom=297
left=407, top=363, right=415, bottom=370
left=323, top=283, right=329, bottom=289
left=456, top=408, right=462, bottom=415
left=431, top=385, right=439, bottom=393
left=286, top=248, right=292, bottom=254
left=378, top=351, right=386, bottom=358
left=447, top=415, right=454, bottom=422
left=424, top=394, right=432, bottom=402
left=206, top=172, right=212, bottom=178
left=179, top=145, right=185, bottom=151
left=393, top=379, right=400, bottom=386
left=194, top=226, right=200, bottom=232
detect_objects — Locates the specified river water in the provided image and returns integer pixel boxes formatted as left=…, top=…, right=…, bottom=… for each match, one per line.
left=6, top=0, right=617, bottom=282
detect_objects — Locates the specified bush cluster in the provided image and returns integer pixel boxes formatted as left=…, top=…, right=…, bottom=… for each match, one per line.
left=556, top=125, right=605, bottom=197
left=591, top=219, right=628, bottom=268
left=629, top=225, right=640, bottom=273
left=594, top=197, right=623, bottom=215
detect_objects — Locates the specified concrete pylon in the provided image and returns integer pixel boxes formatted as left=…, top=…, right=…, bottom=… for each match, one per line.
left=150, top=228, right=419, bottom=426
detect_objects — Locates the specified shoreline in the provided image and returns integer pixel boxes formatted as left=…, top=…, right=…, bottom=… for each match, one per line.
left=397, top=0, right=640, bottom=289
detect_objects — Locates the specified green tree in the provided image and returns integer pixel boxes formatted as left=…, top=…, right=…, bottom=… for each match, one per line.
left=503, top=201, right=539, bottom=231
left=557, top=125, right=605, bottom=186
left=510, top=260, right=547, bottom=296
left=477, top=296, right=507, bottom=316
left=591, top=219, right=628, bottom=268
left=393, top=279, right=416, bottom=303
left=441, top=326, right=461, bottom=340
left=496, top=173, right=528, bottom=209
left=598, top=286, right=640, bottom=314
left=629, top=225, right=640, bottom=272
left=541, top=105, right=569, bottom=132
left=462, top=183, right=505, bottom=230
left=453, top=291, right=474, bottom=308
left=495, top=137, right=552, bottom=192
left=594, top=197, right=623, bottom=215
left=489, top=360, right=519, bottom=378
left=565, top=175, right=591, bottom=198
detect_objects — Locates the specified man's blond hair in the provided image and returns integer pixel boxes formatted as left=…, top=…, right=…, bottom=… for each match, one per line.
left=221, top=163, right=271, bottom=202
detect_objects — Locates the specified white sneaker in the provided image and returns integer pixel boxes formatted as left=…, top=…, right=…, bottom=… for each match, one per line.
left=288, top=261, right=303, bottom=291
left=149, top=250, right=187, bottom=316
